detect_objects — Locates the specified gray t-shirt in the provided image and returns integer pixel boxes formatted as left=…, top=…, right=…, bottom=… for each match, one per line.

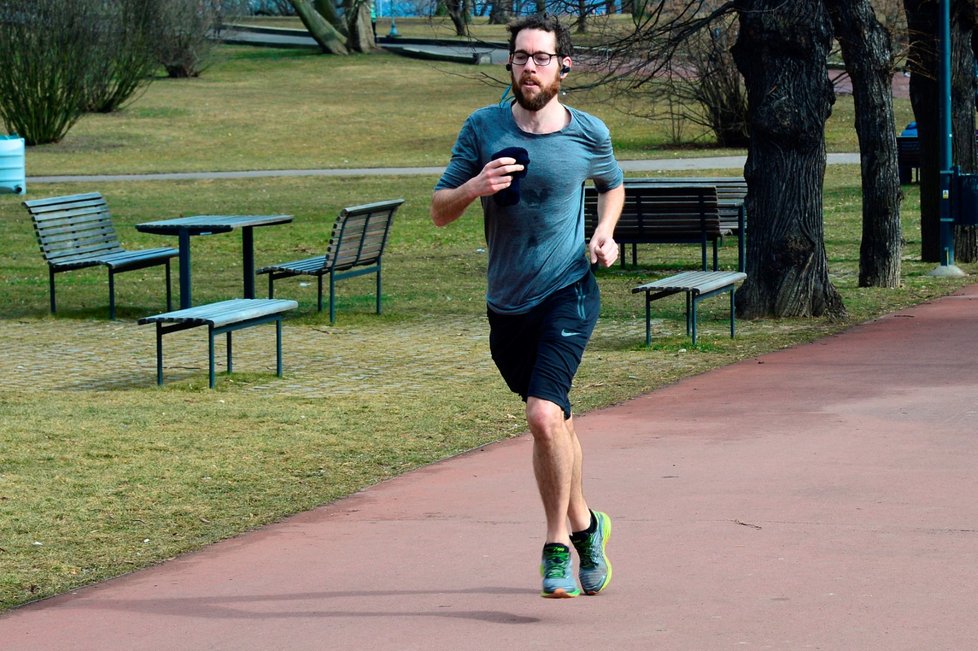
left=435, top=103, right=623, bottom=314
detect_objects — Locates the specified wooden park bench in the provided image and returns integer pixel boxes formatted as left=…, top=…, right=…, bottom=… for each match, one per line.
left=632, top=270, right=747, bottom=346
left=24, top=192, right=177, bottom=319
left=584, top=184, right=727, bottom=271
left=138, top=298, right=298, bottom=387
left=258, top=199, right=403, bottom=323
left=621, top=177, right=747, bottom=272
left=896, top=136, right=920, bottom=185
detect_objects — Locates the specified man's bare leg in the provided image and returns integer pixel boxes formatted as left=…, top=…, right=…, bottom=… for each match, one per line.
left=566, top=416, right=593, bottom=533
left=526, top=397, right=576, bottom=545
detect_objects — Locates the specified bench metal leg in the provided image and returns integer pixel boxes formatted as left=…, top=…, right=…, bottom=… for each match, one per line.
left=49, top=269, right=57, bottom=314
left=376, top=265, right=382, bottom=315
left=227, top=331, right=233, bottom=375
left=108, top=270, right=116, bottom=320
left=645, top=291, right=652, bottom=347
left=730, top=285, right=737, bottom=338
left=208, top=327, right=216, bottom=388
left=165, top=261, right=173, bottom=312
left=317, top=276, right=324, bottom=313
left=329, top=272, right=336, bottom=324
left=276, top=318, right=283, bottom=377
left=685, top=292, right=693, bottom=336
left=156, top=323, right=164, bottom=386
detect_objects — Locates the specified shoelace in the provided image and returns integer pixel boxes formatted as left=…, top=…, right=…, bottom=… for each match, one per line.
left=543, top=548, right=571, bottom=578
left=577, top=534, right=600, bottom=568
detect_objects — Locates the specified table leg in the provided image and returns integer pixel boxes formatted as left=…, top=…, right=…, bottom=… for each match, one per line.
left=242, top=226, right=255, bottom=299
left=179, top=230, right=192, bottom=309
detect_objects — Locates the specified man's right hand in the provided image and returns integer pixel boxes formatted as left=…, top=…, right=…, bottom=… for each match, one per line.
left=472, top=157, right=525, bottom=197
left=431, top=157, right=525, bottom=227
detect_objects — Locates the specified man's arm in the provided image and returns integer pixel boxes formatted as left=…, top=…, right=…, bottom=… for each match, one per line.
left=588, top=183, right=625, bottom=267
left=431, top=157, right=524, bottom=227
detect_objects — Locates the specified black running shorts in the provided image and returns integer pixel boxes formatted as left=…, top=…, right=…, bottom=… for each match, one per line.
left=487, top=270, right=600, bottom=420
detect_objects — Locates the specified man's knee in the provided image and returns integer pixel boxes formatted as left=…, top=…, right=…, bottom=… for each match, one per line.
left=526, top=397, right=568, bottom=441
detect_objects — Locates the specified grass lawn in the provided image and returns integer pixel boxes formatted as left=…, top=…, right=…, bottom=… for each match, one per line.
left=0, top=42, right=967, bottom=611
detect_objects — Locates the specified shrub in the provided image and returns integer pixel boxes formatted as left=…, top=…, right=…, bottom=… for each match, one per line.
left=0, top=0, right=101, bottom=144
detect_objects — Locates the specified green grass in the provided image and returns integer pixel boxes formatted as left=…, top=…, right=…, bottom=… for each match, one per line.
left=0, top=42, right=969, bottom=611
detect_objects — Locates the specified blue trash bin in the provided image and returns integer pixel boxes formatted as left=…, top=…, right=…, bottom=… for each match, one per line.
left=0, top=134, right=26, bottom=195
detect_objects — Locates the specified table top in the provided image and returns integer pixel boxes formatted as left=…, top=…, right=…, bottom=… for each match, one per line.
left=135, top=214, right=292, bottom=235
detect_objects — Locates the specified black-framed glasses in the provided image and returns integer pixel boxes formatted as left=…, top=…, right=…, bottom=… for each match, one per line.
left=510, top=51, right=558, bottom=67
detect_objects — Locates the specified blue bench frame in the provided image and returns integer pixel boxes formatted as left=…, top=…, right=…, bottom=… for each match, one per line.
left=632, top=271, right=747, bottom=346
left=138, top=298, right=298, bottom=387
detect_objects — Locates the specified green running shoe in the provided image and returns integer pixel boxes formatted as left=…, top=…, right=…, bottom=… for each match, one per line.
left=572, top=511, right=612, bottom=595
left=539, top=543, right=580, bottom=598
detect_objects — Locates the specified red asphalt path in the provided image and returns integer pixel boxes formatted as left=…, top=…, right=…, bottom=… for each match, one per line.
left=3, top=285, right=978, bottom=649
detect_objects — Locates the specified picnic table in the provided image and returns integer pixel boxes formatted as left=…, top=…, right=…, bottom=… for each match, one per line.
left=135, top=214, right=292, bottom=309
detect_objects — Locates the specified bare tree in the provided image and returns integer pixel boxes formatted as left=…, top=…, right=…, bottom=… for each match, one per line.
left=0, top=0, right=159, bottom=127
left=156, top=0, right=226, bottom=77
left=731, top=0, right=846, bottom=318
left=85, top=0, right=159, bottom=113
left=826, top=0, right=903, bottom=287
left=291, top=0, right=379, bottom=54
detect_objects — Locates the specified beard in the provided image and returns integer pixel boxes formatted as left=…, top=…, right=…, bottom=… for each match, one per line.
left=511, top=71, right=561, bottom=111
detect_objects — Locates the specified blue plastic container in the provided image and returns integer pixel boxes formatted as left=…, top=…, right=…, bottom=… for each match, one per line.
left=0, top=134, right=26, bottom=195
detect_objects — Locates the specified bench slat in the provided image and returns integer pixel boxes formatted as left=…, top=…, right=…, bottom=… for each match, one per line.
left=633, top=271, right=746, bottom=295
left=138, top=298, right=298, bottom=328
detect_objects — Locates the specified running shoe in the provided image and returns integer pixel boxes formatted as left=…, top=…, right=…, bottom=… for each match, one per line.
left=539, top=543, right=580, bottom=598
left=572, top=510, right=612, bottom=595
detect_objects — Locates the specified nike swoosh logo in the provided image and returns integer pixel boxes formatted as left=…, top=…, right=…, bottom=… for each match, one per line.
left=560, top=330, right=581, bottom=337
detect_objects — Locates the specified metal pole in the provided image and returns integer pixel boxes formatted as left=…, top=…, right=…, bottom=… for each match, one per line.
left=932, top=0, right=965, bottom=275
left=388, top=0, right=399, bottom=37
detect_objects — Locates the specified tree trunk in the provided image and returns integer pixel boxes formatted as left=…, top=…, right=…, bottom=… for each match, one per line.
left=291, top=0, right=349, bottom=54
left=313, top=0, right=348, bottom=36
left=952, top=0, right=977, bottom=261
left=488, top=1, right=510, bottom=25
left=576, top=0, right=588, bottom=33
left=904, top=0, right=952, bottom=264
left=346, top=1, right=376, bottom=52
left=731, top=0, right=846, bottom=319
left=825, top=0, right=902, bottom=287
left=446, top=0, right=469, bottom=36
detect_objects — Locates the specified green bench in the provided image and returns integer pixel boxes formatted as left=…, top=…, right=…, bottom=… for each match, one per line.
left=23, top=192, right=177, bottom=319
left=632, top=270, right=747, bottom=346
left=584, top=185, right=726, bottom=271
left=258, top=199, right=403, bottom=323
left=138, top=298, right=298, bottom=387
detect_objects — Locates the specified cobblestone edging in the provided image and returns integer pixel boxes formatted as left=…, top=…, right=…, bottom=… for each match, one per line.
left=0, top=316, right=648, bottom=396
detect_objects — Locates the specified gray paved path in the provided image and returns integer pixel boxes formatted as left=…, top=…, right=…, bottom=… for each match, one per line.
left=28, top=154, right=861, bottom=185
left=2, top=283, right=977, bottom=649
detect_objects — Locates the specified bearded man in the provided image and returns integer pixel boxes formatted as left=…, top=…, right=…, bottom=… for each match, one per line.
left=431, top=14, right=625, bottom=598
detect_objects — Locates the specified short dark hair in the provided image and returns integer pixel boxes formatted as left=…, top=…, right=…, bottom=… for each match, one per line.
left=507, top=14, right=574, bottom=59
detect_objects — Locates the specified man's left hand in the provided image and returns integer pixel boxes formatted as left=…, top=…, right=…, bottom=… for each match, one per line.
left=589, top=234, right=619, bottom=268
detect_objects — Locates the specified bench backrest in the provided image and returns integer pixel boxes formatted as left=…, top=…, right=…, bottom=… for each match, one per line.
left=896, top=136, right=920, bottom=164
left=584, top=184, right=721, bottom=242
left=23, top=192, right=123, bottom=267
left=326, top=199, right=403, bottom=271
left=623, top=177, right=746, bottom=231
left=624, top=177, right=746, bottom=202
